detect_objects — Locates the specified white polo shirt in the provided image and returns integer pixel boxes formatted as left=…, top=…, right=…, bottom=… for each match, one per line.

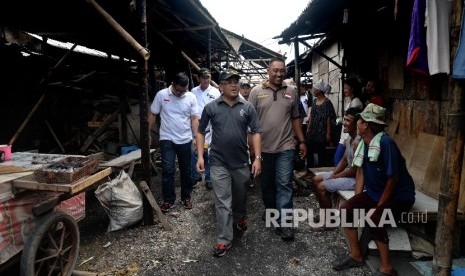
left=150, top=86, right=199, bottom=144
left=191, top=84, right=221, bottom=144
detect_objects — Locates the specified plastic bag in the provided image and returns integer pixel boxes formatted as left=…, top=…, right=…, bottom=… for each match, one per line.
left=95, top=170, right=143, bottom=231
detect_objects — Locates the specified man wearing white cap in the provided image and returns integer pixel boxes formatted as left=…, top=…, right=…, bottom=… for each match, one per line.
left=191, top=68, right=221, bottom=189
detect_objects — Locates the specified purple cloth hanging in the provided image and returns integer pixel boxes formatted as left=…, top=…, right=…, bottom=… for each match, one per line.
left=453, top=6, right=465, bottom=79
left=406, top=0, right=429, bottom=75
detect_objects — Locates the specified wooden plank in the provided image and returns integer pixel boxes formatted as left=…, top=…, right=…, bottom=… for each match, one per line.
left=12, top=168, right=111, bottom=195
left=139, top=181, right=172, bottom=231
left=0, top=171, right=33, bottom=183
left=398, top=101, right=413, bottom=136
left=392, top=134, right=415, bottom=168
left=100, top=149, right=155, bottom=168
left=421, top=136, right=444, bottom=199
left=368, top=228, right=411, bottom=253
left=408, top=133, right=437, bottom=190
left=386, top=120, right=399, bottom=137
left=459, top=152, right=465, bottom=212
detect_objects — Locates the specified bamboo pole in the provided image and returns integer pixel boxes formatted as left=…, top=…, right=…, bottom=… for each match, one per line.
left=86, top=0, right=149, bottom=60
left=432, top=0, right=465, bottom=275
left=45, top=120, right=65, bottom=153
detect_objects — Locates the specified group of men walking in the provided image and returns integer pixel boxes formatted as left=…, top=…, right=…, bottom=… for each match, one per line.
left=148, top=57, right=414, bottom=276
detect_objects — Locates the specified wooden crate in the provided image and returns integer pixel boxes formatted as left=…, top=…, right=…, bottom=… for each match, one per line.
left=33, top=157, right=98, bottom=184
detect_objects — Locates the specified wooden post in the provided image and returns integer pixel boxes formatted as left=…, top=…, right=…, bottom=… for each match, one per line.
left=207, top=28, right=211, bottom=70
left=433, top=0, right=465, bottom=274
left=136, top=0, right=154, bottom=225
left=293, top=38, right=300, bottom=92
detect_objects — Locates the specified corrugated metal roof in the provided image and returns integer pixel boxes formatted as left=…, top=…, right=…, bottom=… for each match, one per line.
left=0, top=0, right=233, bottom=67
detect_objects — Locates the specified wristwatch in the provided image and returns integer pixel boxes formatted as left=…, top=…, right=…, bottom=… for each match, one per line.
left=255, top=156, right=263, bottom=161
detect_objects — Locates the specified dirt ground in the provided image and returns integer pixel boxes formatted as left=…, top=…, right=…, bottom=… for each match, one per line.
left=73, top=167, right=371, bottom=276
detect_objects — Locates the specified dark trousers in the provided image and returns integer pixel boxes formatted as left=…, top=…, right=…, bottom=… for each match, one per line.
left=306, top=140, right=326, bottom=168
left=340, top=192, right=414, bottom=243
left=160, top=140, right=192, bottom=204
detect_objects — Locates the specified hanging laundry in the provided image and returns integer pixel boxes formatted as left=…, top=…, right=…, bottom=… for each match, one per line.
left=453, top=6, right=465, bottom=79
left=426, top=0, right=452, bottom=75
left=407, top=0, right=429, bottom=75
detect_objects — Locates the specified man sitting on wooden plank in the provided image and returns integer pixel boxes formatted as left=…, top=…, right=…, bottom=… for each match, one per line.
left=310, top=107, right=362, bottom=231
left=332, top=104, right=415, bottom=276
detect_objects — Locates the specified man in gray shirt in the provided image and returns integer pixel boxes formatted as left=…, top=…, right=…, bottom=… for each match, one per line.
left=196, top=69, right=262, bottom=257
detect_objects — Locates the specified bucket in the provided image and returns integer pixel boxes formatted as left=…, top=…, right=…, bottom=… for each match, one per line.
left=0, top=145, right=12, bottom=161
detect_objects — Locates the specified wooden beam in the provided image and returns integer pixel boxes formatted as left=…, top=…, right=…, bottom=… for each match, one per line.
left=138, top=181, right=172, bottom=231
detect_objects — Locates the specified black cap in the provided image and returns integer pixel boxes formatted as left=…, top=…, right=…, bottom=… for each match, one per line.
left=198, top=68, right=211, bottom=77
left=219, top=69, right=240, bottom=81
left=240, top=81, right=251, bottom=88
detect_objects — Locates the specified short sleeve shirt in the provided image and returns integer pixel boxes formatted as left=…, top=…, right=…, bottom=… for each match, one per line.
left=362, top=134, right=416, bottom=203
left=199, top=96, right=261, bottom=169
left=248, top=81, right=300, bottom=153
left=150, top=86, right=199, bottom=144
left=191, top=85, right=221, bottom=144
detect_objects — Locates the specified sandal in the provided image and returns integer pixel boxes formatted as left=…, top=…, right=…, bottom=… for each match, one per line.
left=332, top=255, right=365, bottom=271
left=372, top=269, right=398, bottom=276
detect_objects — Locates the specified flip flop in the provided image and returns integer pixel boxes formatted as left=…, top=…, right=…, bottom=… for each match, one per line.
left=372, top=269, right=398, bottom=276
left=332, top=255, right=365, bottom=271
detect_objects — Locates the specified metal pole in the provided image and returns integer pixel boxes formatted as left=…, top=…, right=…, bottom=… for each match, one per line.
left=433, top=0, right=465, bottom=274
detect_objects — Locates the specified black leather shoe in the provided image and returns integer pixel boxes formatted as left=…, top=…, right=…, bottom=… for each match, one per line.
left=280, top=227, right=294, bottom=241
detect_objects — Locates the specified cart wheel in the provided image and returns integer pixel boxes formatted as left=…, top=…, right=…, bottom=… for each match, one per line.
left=20, top=211, right=80, bottom=276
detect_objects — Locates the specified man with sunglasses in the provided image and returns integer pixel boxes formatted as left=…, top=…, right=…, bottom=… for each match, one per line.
left=148, top=72, right=199, bottom=213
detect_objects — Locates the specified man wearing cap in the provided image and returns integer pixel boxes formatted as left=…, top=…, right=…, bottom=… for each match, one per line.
left=191, top=68, right=221, bottom=189
left=332, top=103, right=415, bottom=276
left=248, top=57, right=307, bottom=241
left=239, top=81, right=252, bottom=100
left=196, top=69, right=262, bottom=257
left=148, top=72, right=199, bottom=213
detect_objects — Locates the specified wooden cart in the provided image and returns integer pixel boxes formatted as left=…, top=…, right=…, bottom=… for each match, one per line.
left=0, top=152, right=111, bottom=276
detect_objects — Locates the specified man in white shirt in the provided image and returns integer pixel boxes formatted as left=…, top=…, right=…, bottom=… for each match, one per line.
left=148, top=72, right=199, bottom=213
left=191, top=68, right=221, bottom=189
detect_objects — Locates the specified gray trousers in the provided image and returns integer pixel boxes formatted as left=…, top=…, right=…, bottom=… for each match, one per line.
left=211, top=165, right=250, bottom=244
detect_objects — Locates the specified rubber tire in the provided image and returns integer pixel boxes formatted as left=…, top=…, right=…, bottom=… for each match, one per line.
left=20, top=211, right=80, bottom=276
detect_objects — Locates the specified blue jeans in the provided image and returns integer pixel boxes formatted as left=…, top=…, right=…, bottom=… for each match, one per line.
left=260, top=150, right=295, bottom=224
left=191, top=148, right=211, bottom=186
left=160, top=140, right=192, bottom=204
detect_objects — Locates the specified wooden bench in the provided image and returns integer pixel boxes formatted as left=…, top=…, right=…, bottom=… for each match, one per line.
left=100, top=149, right=156, bottom=178
left=334, top=133, right=465, bottom=220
